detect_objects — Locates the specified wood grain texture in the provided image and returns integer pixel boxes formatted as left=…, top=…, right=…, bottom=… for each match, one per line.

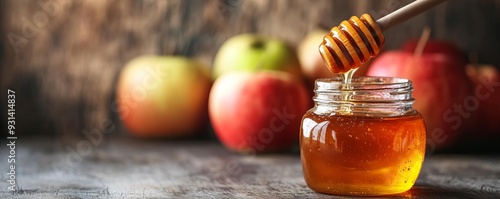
left=1, top=0, right=500, bottom=139
left=0, top=137, right=499, bottom=198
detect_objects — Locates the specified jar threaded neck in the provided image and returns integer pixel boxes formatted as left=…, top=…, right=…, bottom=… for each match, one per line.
left=313, top=76, right=415, bottom=117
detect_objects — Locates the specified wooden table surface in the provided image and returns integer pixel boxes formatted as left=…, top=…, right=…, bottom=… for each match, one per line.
left=1, top=136, right=499, bottom=199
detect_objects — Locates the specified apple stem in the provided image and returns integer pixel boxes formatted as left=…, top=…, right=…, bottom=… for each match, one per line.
left=414, top=27, right=431, bottom=57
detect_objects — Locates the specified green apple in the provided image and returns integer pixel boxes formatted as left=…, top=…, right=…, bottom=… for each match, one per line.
left=116, top=55, right=212, bottom=138
left=213, top=34, right=302, bottom=79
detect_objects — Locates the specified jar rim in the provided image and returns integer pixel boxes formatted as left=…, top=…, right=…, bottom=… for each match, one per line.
left=316, top=76, right=412, bottom=91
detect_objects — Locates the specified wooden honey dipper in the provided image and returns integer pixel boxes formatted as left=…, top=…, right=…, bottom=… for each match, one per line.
left=319, top=0, right=447, bottom=74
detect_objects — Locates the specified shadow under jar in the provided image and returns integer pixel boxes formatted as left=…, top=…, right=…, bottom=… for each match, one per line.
left=300, top=76, right=426, bottom=196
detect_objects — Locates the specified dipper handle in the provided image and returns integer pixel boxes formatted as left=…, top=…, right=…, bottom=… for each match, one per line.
left=377, top=0, right=448, bottom=31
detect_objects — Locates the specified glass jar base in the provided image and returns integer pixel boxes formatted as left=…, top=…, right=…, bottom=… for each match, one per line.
left=307, top=183, right=412, bottom=196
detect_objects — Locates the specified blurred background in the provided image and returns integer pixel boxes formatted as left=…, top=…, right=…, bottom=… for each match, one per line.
left=1, top=0, right=499, bottom=152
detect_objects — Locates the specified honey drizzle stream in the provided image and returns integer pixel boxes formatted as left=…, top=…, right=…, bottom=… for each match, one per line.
left=339, top=68, right=358, bottom=114
left=341, top=68, right=358, bottom=84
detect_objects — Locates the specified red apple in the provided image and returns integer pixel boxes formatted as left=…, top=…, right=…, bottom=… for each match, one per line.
left=209, top=71, right=310, bottom=152
left=116, top=56, right=212, bottom=138
left=466, top=64, right=500, bottom=138
left=403, top=39, right=467, bottom=62
left=367, top=41, right=474, bottom=150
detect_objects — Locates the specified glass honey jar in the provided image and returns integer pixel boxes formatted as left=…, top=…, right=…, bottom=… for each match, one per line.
left=300, top=76, right=426, bottom=196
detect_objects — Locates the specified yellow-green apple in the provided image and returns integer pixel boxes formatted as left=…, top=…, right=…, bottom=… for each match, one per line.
left=213, top=34, right=302, bottom=80
left=297, top=30, right=371, bottom=88
left=209, top=71, right=310, bottom=152
left=367, top=40, right=474, bottom=150
left=297, top=30, right=332, bottom=82
left=465, top=64, right=500, bottom=138
left=116, top=55, right=212, bottom=138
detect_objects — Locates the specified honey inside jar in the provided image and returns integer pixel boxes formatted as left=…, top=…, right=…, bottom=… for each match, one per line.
left=300, top=76, right=426, bottom=196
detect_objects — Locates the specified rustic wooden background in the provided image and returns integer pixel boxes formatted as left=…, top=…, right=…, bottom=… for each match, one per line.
left=1, top=0, right=500, bottom=141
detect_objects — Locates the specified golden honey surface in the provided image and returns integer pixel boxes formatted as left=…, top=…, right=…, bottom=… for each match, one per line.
left=300, top=111, right=426, bottom=196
